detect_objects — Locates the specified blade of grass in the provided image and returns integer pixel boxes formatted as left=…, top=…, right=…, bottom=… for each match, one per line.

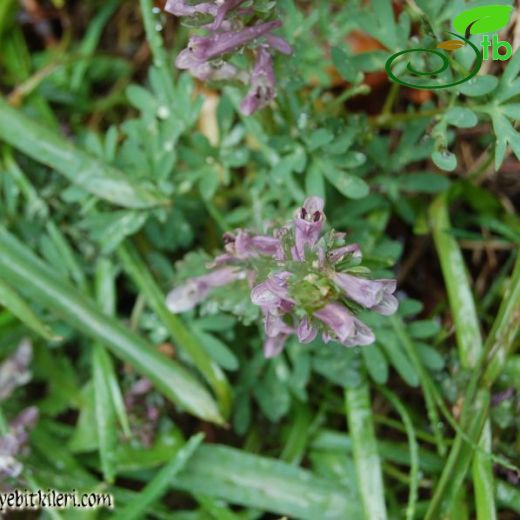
left=70, top=0, right=119, bottom=91
left=118, top=242, right=232, bottom=419
left=95, top=258, right=131, bottom=437
left=345, top=381, right=387, bottom=520
left=112, top=433, right=205, bottom=520
left=92, top=343, right=117, bottom=483
left=0, top=227, right=224, bottom=425
left=430, top=193, right=483, bottom=367
left=0, top=277, right=59, bottom=341
left=430, top=193, right=496, bottom=520
left=139, top=0, right=175, bottom=104
left=0, top=97, right=168, bottom=209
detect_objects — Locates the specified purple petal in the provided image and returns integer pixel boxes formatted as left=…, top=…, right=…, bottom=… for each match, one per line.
left=338, top=317, right=375, bottom=347
left=314, top=303, right=355, bottom=343
left=264, top=312, right=293, bottom=338
left=189, top=20, right=282, bottom=61
left=211, top=0, right=246, bottom=29
left=166, top=267, right=244, bottom=313
left=175, top=49, right=247, bottom=82
left=328, top=244, right=362, bottom=264
left=265, top=34, right=293, bottom=55
left=293, top=197, right=326, bottom=260
left=240, top=47, right=276, bottom=115
left=251, top=281, right=281, bottom=306
left=372, top=293, right=399, bottom=316
left=250, top=272, right=294, bottom=307
left=263, top=334, right=289, bottom=358
left=297, top=318, right=317, bottom=344
left=332, top=273, right=397, bottom=314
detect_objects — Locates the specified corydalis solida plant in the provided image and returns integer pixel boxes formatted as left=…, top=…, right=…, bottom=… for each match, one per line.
left=164, top=0, right=292, bottom=115
left=166, top=197, right=399, bottom=358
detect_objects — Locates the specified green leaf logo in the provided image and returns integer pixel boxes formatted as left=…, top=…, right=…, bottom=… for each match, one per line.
left=453, top=5, right=514, bottom=36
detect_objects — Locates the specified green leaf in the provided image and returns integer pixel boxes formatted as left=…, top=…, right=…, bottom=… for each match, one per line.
left=378, top=334, right=419, bottom=387
left=491, top=112, right=520, bottom=169
left=173, top=445, right=363, bottom=519
left=496, top=50, right=520, bottom=102
left=459, top=76, right=498, bottom=97
left=307, top=129, right=335, bottom=151
left=318, top=159, right=369, bottom=199
left=0, top=97, right=167, bottom=208
left=432, top=150, right=457, bottom=172
left=254, top=363, right=291, bottom=422
left=305, top=161, right=326, bottom=201
left=362, top=344, right=389, bottom=384
left=192, top=327, right=239, bottom=371
left=0, top=227, right=224, bottom=425
left=453, top=5, right=513, bottom=35
left=83, top=211, right=148, bottom=254
left=0, top=277, right=59, bottom=341
left=408, top=320, right=441, bottom=339
left=445, top=107, right=478, bottom=129
left=92, top=344, right=117, bottom=483
left=416, top=343, right=445, bottom=371
left=331, top=47, right=363, bottom=83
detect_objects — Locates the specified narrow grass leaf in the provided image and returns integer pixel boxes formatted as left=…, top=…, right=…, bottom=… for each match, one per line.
left=0, top=277, right=59, bottom=341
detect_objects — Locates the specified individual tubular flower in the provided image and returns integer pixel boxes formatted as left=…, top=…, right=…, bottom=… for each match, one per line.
left=166, top=266, right=245, bottom=313
left=331, top=273, right=399, bottom=316
left=240, top=46, right=276, bottom=116
left=166, top=197, right=399, bottom=358
left=164, top=0, right=292, bottom=115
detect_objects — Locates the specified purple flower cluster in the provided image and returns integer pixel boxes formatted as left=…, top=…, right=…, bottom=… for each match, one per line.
left=164, top=0, right=292, bottom=115
left=167, top=197, right=399, bottom=358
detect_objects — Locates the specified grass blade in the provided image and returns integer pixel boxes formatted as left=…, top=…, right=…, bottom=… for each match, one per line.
left=0, top=277, right=58, bottom=340
left=0, top=97, right=167, bottom=209
left=430, top=194, right=483, bottom=367
left=0, top=227, right=224, bottom=425
left=113, top=433, right=205, bottom=520
left=345, top=382, right=387, bottom=520
left=92, top=343, right=117, bottom=483
left=94, top=258, right=131, bottom=436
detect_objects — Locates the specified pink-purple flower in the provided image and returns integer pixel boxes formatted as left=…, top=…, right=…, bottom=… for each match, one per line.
left=164, top=0, right=292, bottom=115
left=166, top=197, right=399, bottom=358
